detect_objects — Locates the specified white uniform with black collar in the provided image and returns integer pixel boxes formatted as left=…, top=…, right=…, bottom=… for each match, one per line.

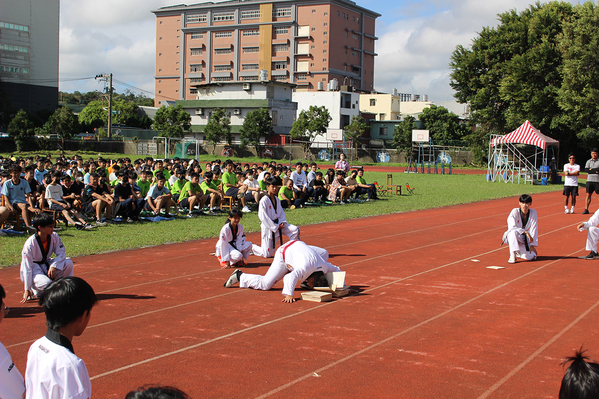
left=502, top=208, right=538, bottom=260
left=252, top=194, right=299, bottom=258
left=0, top=341, right=25, bottom=399
left=215, top=222, right=252, bottom=264
left=241, top=240, right=340, bottom=296
left=25, top=334, right=91, bottom=399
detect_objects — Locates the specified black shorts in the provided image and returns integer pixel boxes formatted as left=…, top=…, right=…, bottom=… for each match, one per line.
left=586, top=182, right=599, bottom=195
left=179, top=198, right=190, bottom=209
left=84, top=203, right=94, bottom=214
left=563, top=186, right=579, bottom=197
left=50, top=203, right=66, bottom=212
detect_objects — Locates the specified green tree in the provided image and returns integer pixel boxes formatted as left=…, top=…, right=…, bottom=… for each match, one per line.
left=289, top=106, right=331, bottom=150
left=343, top=116, right=369, bottom=151
left=153, top=104, right=191, bottom=138
left=393, top=116, right=417, bottom=161
left=8, top=109, right=35, bottom=151
left=78, top=100, right=107, bottom=131
left=204, top=108, right=231, bottom=154
left=113, top=100, right=152, bottom=129
left=44, top=106, right=79, bottom=148
left=239, top=108, right=274, bottom=154
left=449, top=1, right=575, bottom=147
left=418, top=105, right=469, bottom=143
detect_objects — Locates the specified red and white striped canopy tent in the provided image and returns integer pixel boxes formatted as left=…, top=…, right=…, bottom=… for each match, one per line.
left=492, top=120, right=559, bottom=150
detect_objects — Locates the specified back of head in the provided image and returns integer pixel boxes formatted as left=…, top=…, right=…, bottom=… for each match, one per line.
left=38, top=277, right=97, bottom=331
left=125, top=386, right=190, bottom=399
left=560, top=349, right=599, bottom=399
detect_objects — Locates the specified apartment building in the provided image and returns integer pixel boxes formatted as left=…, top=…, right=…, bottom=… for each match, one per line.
left=0, top=0, right=59, bottom=114
left=152, top=0, right=380, bottom=106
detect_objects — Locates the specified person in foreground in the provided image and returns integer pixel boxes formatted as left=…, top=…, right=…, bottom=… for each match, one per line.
left=559, top=349, right=599, bottom=399
left=502, top=194, right=538, bottom=264
left=25, top=276, right=97, bottom=399
left=124, top=385, right=190, bottom=399
left=224, top=240, right=340, bottom=303
left=20, top=212, right=74, bottom=303
left=0, top=283, right=26, bottom=399
left=576, top=207, right=599, bottom=259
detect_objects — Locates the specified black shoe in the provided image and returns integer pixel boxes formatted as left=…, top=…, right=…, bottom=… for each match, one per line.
left=583, top=209, right=590, bottom=214
left=584, top=251, right=598, bottom=259
left=224, top=269, right=242, bottom=287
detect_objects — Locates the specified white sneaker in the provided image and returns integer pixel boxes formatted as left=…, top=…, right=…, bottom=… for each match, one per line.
left=242, top=206, right=251, bottom=213
left=508, top=255, right=516, bottom=264
left=571, top=207, right=575, bottom=214
left=565, top=208, right=569, bottom=214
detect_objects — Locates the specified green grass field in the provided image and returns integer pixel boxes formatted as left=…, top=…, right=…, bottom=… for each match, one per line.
left=0, top=172, right=561, bottom=267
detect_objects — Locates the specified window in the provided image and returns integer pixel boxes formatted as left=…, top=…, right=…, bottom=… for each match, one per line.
left=186, top=14, right=207, bottom=23
left=0, top=44, right=29, bottom=53
left=353, top=16, right=356, bottom=22
left=324, top=12, right=328, bottom=16
left=190, top=88, right=198, bottom=94
left=215, top=31, right=232, bottom=37
left=243, top=29, right=259, bottom=36
left=190, top=78, right=203, bottom=83
left=241, top=76, right=259, bottom=81
left=273, top=76, right=287, bottom=82
left=212, top=76, right=232, bottom=81
left=273, top=44, right=289, bottom=52
left=311, top=45, right=315, bottom=49
left=380, top=127, right=388, bottom=136
left=337, top=11, right=340, bottom=16
left=272, top=111, right=278, bottom=125
left=311, top=27, right=316, bottom=31
left=322, top=67, right=326, bottom=71
left=323, top=31, right=328, bottom=35
left=213, top=12, right=234, bottom=21
left=343, top=13, right=345, bottom=18
left=323, top=40, right=327, bottom=44
left=353, top=33, right=360, bottom=40
left=324, top=22, right=328, bottom=26
left=242, top=64, right=259, bottom=70
left=352, top=50, right=360, bottom=57
left=215, top=48, right=232, bottom=54
left=243, top=47, right=259, bottom=53
left=296, top=74, right=307, bottom=81
left=322, top=58, right=327, bottom=62
left=241, top=10, right=261, bottom=19
left=274, top=62, right=287, bottom=69
left=0, top=65, right=28, bottom=73
left=312, top=9, right=316, bottom=13
left=191, top=33, right=204, bottom=39
left=370, top=99, right=376, bottom=106
left=0, top=22, right=29, bottom=32
left=311, top=63, right=314, bottom=67
left=274, top=27, right=289, bottom=35
left=323, top=49, right=327, bottom=53
left=214, top=65, right=231, bottom=71
left=273, top=8, right=291, bottom=17
left=190, top=48, right=203, bottom=56
left=190, top=64, right=203, bottom=72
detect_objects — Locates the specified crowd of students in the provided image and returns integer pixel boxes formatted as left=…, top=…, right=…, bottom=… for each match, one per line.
left=0, top=153, right=378, bottom=232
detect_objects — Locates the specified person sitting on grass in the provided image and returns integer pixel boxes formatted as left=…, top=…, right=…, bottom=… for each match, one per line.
left=178, top=172, right=206, bottom=217
left=1, top=165, right=40, bottom=232
left=201, top=171, right=223, bottom=215
left=225, top=240, right=340, bottom=303
left=82, top=172, right=113, bottom=226
left=502, top=194, right=537, bottom=264
left=216, top=208, right=253, bottom=268
left=279, top=178, right=303, bottom=209
left=45, top=171, right=91, bottom=229
left=20, top=213, right=74, bottom=303
left=309, top=171, right=327, bottom=203
left=25, top=276, right=97, bottom=399
left=114, top=171, right=144, bottom=222
left=144, top=173, right=173, bottom=217
left=559, top=349, right=599, bottom=399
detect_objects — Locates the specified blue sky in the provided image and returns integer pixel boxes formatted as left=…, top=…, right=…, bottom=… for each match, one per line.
left=58, top=0, right=551, bottom=102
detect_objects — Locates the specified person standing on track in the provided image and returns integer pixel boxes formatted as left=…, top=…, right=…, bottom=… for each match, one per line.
left=502, top=194, right=538, bottom=264
left=563, top=153, right=580, bottom=214
left=583, top=148, right=599, bottom=214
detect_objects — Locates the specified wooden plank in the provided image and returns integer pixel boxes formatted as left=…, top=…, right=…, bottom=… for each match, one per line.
left=301, top=291, right=333, bottom=302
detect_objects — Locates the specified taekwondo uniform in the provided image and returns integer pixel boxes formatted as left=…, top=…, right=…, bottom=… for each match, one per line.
left=579, top=209, right=599, bottom=252
left=25, top=329, right=91, bottom=399
left=215, top=222, right=252, bottom=265
left=502, top=208, right=538, bottom=260
left=20, top=232, right=74, bottom=297
left=241, top=240, right=340, bottom=296
left=252, top=194, right=299, bottom=258
left=0, top=341, right=25, bottom=399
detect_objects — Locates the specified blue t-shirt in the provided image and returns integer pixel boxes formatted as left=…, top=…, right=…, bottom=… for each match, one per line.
left=146, top=184, right=170, bottom=200
left=1, top=178, right=31, bottom=204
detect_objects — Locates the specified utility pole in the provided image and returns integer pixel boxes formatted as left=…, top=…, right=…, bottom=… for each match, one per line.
left=95, top=73, right=114, bottom=138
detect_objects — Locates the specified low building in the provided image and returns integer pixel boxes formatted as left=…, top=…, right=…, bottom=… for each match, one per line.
left=175, top=80, right=297, bottom=144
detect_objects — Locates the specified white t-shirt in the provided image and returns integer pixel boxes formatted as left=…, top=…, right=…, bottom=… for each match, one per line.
left=244, top=178, right=259, bottom=190
left=25, top=336, right=91, bottom=399
left=45, top=184, right=65, bottom=207
left=0, top=341, right=25, bottom=399
left=563, top=163, right=580, bottom=187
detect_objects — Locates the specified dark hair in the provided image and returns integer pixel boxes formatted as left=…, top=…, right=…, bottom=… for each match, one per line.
left=33, top=213, right=55, bottom=229
left=52, top=170, right=62, bottom=179
left=519, top=194, right=532, bottom=204
left=204, top=171, right=213, bottom=179
left=310, top=162, right=317, bottom=167
left=307, top=271, right=329, bottom=287
left=11, top=165, right=21, bottom=174
left=315, top=171, right=323, bottom=177
left=228, top=208, right=244, bottom=219
left=190, top=172, right=199, bottom=180
left=125, top=386, right=190, bottom=399
left=24, top=165, right=35, bottom=174
left=0, top=283, right=5, bottom=300
left=38, top=277, right=97, bottom=330
left=155, top=173, right=166, bottom=181
left=264, top=176, right=277, bottom=187
left=560, top=349, right=599, bottom=399
left=592, top=148, right=598, bottom=154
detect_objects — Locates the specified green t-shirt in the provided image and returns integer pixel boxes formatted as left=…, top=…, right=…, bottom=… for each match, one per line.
left=137, top=180, right=151, bottom=198
left=356, top=176, right=367, bottom=185
left=200, top=180, right=219, bottom=194
left=222, top=171, right=237, bottom=188
left=278, top=186, right=293, bottom=202
left=153, top=168, right=171, bottom=180
left=179, top=181, right=202, bottom=201
left=171, top=179, right=188, bottom=196
left=259, top=180, right=267, bottom=190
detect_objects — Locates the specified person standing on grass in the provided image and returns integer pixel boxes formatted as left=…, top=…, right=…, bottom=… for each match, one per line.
left=335, top=153, right=350, bottom=173
left=0, top=283, right=26, bottom=399
left=583, top=148, right=599, bottom=214
left=563, top=153, right=580, bottom=214
left=20, top=213, right=75, bottom=303
left=25, top=277, right=97, bottom=399
left=502, top=194, right=538, bottom=264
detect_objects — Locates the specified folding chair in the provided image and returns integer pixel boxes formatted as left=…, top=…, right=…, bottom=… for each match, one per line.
left=373, top=181, right=386, bottom=196
left=405, top=183, right=416, bottom=195
left=385, top=174, right=402, bottom=195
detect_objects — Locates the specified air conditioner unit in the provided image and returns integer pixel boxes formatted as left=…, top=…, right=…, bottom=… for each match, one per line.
left=242, top=83, right=251, bottom=90
left=195, top=108, right=203, bottom=115
left=234, top=109, right=241, bottom=115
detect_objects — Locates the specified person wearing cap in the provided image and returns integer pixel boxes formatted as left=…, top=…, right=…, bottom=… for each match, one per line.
left=252, top=177, right=300, bottom=258
left=224, top=240, right=340, bottom=303
left=19, top=213, right=74, bottom=303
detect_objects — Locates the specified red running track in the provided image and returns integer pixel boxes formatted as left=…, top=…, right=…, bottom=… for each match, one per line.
left=1, top=191, right=596, bottom=398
